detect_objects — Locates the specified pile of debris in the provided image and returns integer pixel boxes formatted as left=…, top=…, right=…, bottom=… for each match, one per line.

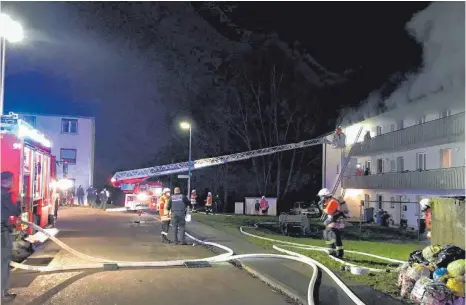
left=398, top=244, right=465, bottom=305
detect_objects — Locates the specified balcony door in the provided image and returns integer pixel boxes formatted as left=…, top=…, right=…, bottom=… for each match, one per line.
left=390, top=196, right=400, bottom=225
left=396, top=156, right=404, bottom=172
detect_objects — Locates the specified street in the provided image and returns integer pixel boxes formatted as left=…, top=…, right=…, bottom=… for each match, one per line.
left=10, top=207, right=292, bottom=305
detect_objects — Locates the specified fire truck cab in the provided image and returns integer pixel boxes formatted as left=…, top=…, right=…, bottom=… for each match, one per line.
left=1, top=112, right=57, bottom=236
left=113, top=178, right=163, bottom=211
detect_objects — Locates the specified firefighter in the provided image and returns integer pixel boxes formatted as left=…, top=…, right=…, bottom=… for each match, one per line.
left=166, top=187, right=191, bottom=245
left=205, top=192, right=213, bottom=214
left=1, top=171, right=21, bottom=302
left=191, top=190, right=197, bottom=212
left=420, top=198, right=432, bottom=239
left=158, top=188, right=171, bottom=243
left=318, top=188, right=345, bottom=258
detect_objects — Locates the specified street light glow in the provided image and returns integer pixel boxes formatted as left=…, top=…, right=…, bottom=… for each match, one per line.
left=0, top=13, right=24, bottom=43
left=180, top=122, right=191, bottom=130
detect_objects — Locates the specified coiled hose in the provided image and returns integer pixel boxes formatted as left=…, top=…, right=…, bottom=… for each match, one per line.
left=10, top=216, right=404, bottom=305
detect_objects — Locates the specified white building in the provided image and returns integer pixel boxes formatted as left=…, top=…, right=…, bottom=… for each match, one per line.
left=18, top=113, right=95, bottom=192
left=322, top=94, right=465, bottom=229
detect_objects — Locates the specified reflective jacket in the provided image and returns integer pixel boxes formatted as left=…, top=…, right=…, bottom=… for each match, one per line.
left=191, top=194, right=197, bottom=205
left=158, top=195, right=170, bottom=221
left=205, top=195, right=212, bottom=206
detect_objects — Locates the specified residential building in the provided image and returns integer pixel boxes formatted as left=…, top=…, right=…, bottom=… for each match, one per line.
left=322, top=93, right=465, bottom=229
left=19, top=113, right=95, bottom=194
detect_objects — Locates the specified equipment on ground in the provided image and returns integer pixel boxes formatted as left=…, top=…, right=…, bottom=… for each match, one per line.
left=1, top=112, right=57, bottom=237
left=278, top=213, right=311, bottom=236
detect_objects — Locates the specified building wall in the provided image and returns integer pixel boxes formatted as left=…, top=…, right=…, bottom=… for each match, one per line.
left=19, top=113, right=95, bottom=191
left=322, top=90, right=465, bottom=229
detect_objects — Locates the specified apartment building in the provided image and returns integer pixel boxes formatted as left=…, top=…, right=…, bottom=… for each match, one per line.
left=19, top=113, right=95, bottom=193
left=323, top=93, right=465, bottom=229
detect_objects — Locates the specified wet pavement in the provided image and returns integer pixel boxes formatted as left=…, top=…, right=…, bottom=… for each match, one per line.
left=9, top=207, right=292, bottom=305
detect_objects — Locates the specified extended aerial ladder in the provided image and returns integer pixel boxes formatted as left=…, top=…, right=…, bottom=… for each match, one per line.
left=111, top=130, right=350, bottom=188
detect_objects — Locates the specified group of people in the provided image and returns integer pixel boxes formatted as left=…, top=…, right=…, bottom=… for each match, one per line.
left=75, top=185, right=111, bottom=209
left=190, top=190, right=224, bottom=214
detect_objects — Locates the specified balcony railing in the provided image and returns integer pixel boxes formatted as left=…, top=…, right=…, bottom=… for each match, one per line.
left=349, top=112, right=465, bottom=157
left=342, top=166, right=465, bottom=191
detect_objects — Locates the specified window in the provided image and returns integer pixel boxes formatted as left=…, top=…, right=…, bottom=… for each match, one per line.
left=62, top=119, right=78, bottom=134
left=390, top=197, right=395, bottom=209
left=336, top=165, right=340, bottom=174
left=377, top=159, right=384, bottom=174
left=364, top=194, right=370, bottom=208
left=396, top=156, right=404, bottom=172
left=416, top=153, right=426, bottom=170
left=376, top=126, right=382, bottom=136
left=440, top=109, right=451, bottom=119
left=22, top=115, right=36, bottom=127
left=440, top=149, right=452, bottom=168
left=390, top=160, right=396, bottom=172
left=390, top=124, right=396, bottom=132
left=377, top=195, right=383, bottom=210
left=60, top=148, right=77, bottom=165
left=365, top=161, right=371, bottom=172
left=416, top=116, right=426, bottom=125
left=396, top=119, right=404, bottom=130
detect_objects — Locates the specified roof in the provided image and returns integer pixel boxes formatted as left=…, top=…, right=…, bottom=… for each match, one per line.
left=16, top=112, right=95, bottom=120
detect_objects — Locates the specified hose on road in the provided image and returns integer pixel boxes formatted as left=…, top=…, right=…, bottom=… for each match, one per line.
left=10, top=215, right=404, bottom=305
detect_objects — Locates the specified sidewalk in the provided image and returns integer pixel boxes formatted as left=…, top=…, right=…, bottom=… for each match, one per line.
left=186, top=218, right=405, bottom=305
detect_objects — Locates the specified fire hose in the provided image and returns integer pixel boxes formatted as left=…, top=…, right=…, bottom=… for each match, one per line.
left=10, top=218, right=402, bottom=305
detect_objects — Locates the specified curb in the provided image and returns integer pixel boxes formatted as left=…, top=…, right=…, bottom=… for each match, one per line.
left=234, top=260, right=306, bottom=305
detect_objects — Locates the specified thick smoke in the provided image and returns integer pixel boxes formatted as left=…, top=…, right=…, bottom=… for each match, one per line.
left=338, top=2, right=465, bottom=126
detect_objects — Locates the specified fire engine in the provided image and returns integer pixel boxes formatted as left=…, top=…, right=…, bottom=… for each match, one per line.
left=113, top=178, right=163, bottom=211
left=1, top=112, right=58, bottom=237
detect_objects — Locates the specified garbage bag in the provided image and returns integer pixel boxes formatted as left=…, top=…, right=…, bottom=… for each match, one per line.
left=401, top=276, right=416, bottom=299
left=433, top=268, right=448, bottom=282
left=447, top=259, right=465, bottom=278
left=446, top=278, right=465, bottom=297
left=436, top=245, right=465, bottom=269
left=411, top=277, right=433, bottom=303
left=422, top=245, right=443, bottom=264
left=421, top=281, right=455, bottom=305
left=407, top=263, right=432, bottom=282
left=398, top=264, right=410, bottom=288
left=410, top=250, right=431, bottom=266
left=452, top=297, right=465, bottom=305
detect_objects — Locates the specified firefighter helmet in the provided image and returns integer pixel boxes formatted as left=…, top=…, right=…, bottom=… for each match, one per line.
left=420, top=198, right=431, bottom=210
left=318, top=188, right=331, bottom=197
left=162, top=188, right=170, bottom=194
left=192, top=189, right=196, bottom=193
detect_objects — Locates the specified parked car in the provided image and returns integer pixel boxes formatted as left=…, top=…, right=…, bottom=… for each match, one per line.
left=290, top=201, right=322, bottom=218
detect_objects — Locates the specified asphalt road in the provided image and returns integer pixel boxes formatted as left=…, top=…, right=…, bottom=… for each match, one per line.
left=10, top=207, right=293, bottom=305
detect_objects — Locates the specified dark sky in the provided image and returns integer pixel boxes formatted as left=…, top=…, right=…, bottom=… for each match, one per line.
left=2, top=2, right=429, bottom=185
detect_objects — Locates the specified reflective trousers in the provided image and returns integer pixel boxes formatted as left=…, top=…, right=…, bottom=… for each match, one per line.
left=323, top=227, right=344, bottom=258
left=161, top=220, right=170, bottom=237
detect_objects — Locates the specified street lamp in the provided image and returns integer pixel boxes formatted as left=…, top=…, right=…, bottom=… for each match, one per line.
left=180, top=121, right=192, bottom=197
left=0, top=13, right=24, bottom=115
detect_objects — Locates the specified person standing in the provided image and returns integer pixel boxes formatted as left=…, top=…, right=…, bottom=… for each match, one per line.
left=205, top=192, right=213, bottom=215
left=1, top=171, right=21, bottom=302
left=76, top=185, right=85, bottom=206
left=86, top=186, right=96, bottom=207
left=100, top=188, right=109, bottom=210
left=166, top=187, right=191, bottom=245
left=191, top=190, right=197, bottom=212
left=318, top=188, right=345, bottom=259
left=158, top=188, right=171, bottom=243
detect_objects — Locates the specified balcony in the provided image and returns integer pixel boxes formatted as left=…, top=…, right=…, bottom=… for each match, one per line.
left=342, top=166, right=465, bottom=191
left=349, top=112, right=465, bottom=157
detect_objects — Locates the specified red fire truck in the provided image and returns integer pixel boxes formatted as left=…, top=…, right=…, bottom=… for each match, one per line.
left=1, top=112, right=58, bottom=236
left=112, top=178, right=163, bottom=211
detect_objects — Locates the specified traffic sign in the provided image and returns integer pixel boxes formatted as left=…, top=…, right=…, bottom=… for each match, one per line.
left=178, top=174, right=190, bottom=179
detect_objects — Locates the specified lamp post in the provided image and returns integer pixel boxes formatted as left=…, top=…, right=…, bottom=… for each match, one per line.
left=180, top=121, right=192, bottom=197
left=0, top=13, right=24, bottom=115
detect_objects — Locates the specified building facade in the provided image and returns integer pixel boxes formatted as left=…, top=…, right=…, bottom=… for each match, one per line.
left=19, top=113, right=95, bottom=193
left=322, top=93, right=465, bottom=229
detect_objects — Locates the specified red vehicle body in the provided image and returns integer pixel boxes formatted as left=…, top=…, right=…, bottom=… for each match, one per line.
left=1, top=113, right=57, bottom=235
left=112, top=178, right=163, bottom=211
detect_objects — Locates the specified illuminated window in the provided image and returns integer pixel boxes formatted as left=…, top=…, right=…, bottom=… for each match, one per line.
left=440, top=149, right=452, bottom=168
left=62, top=119, right=78, bottom=134
left=60, top=148, right=77, bottom=165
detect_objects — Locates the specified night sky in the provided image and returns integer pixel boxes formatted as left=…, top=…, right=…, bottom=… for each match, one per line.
left=2, top=2, right=430, bottom=185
